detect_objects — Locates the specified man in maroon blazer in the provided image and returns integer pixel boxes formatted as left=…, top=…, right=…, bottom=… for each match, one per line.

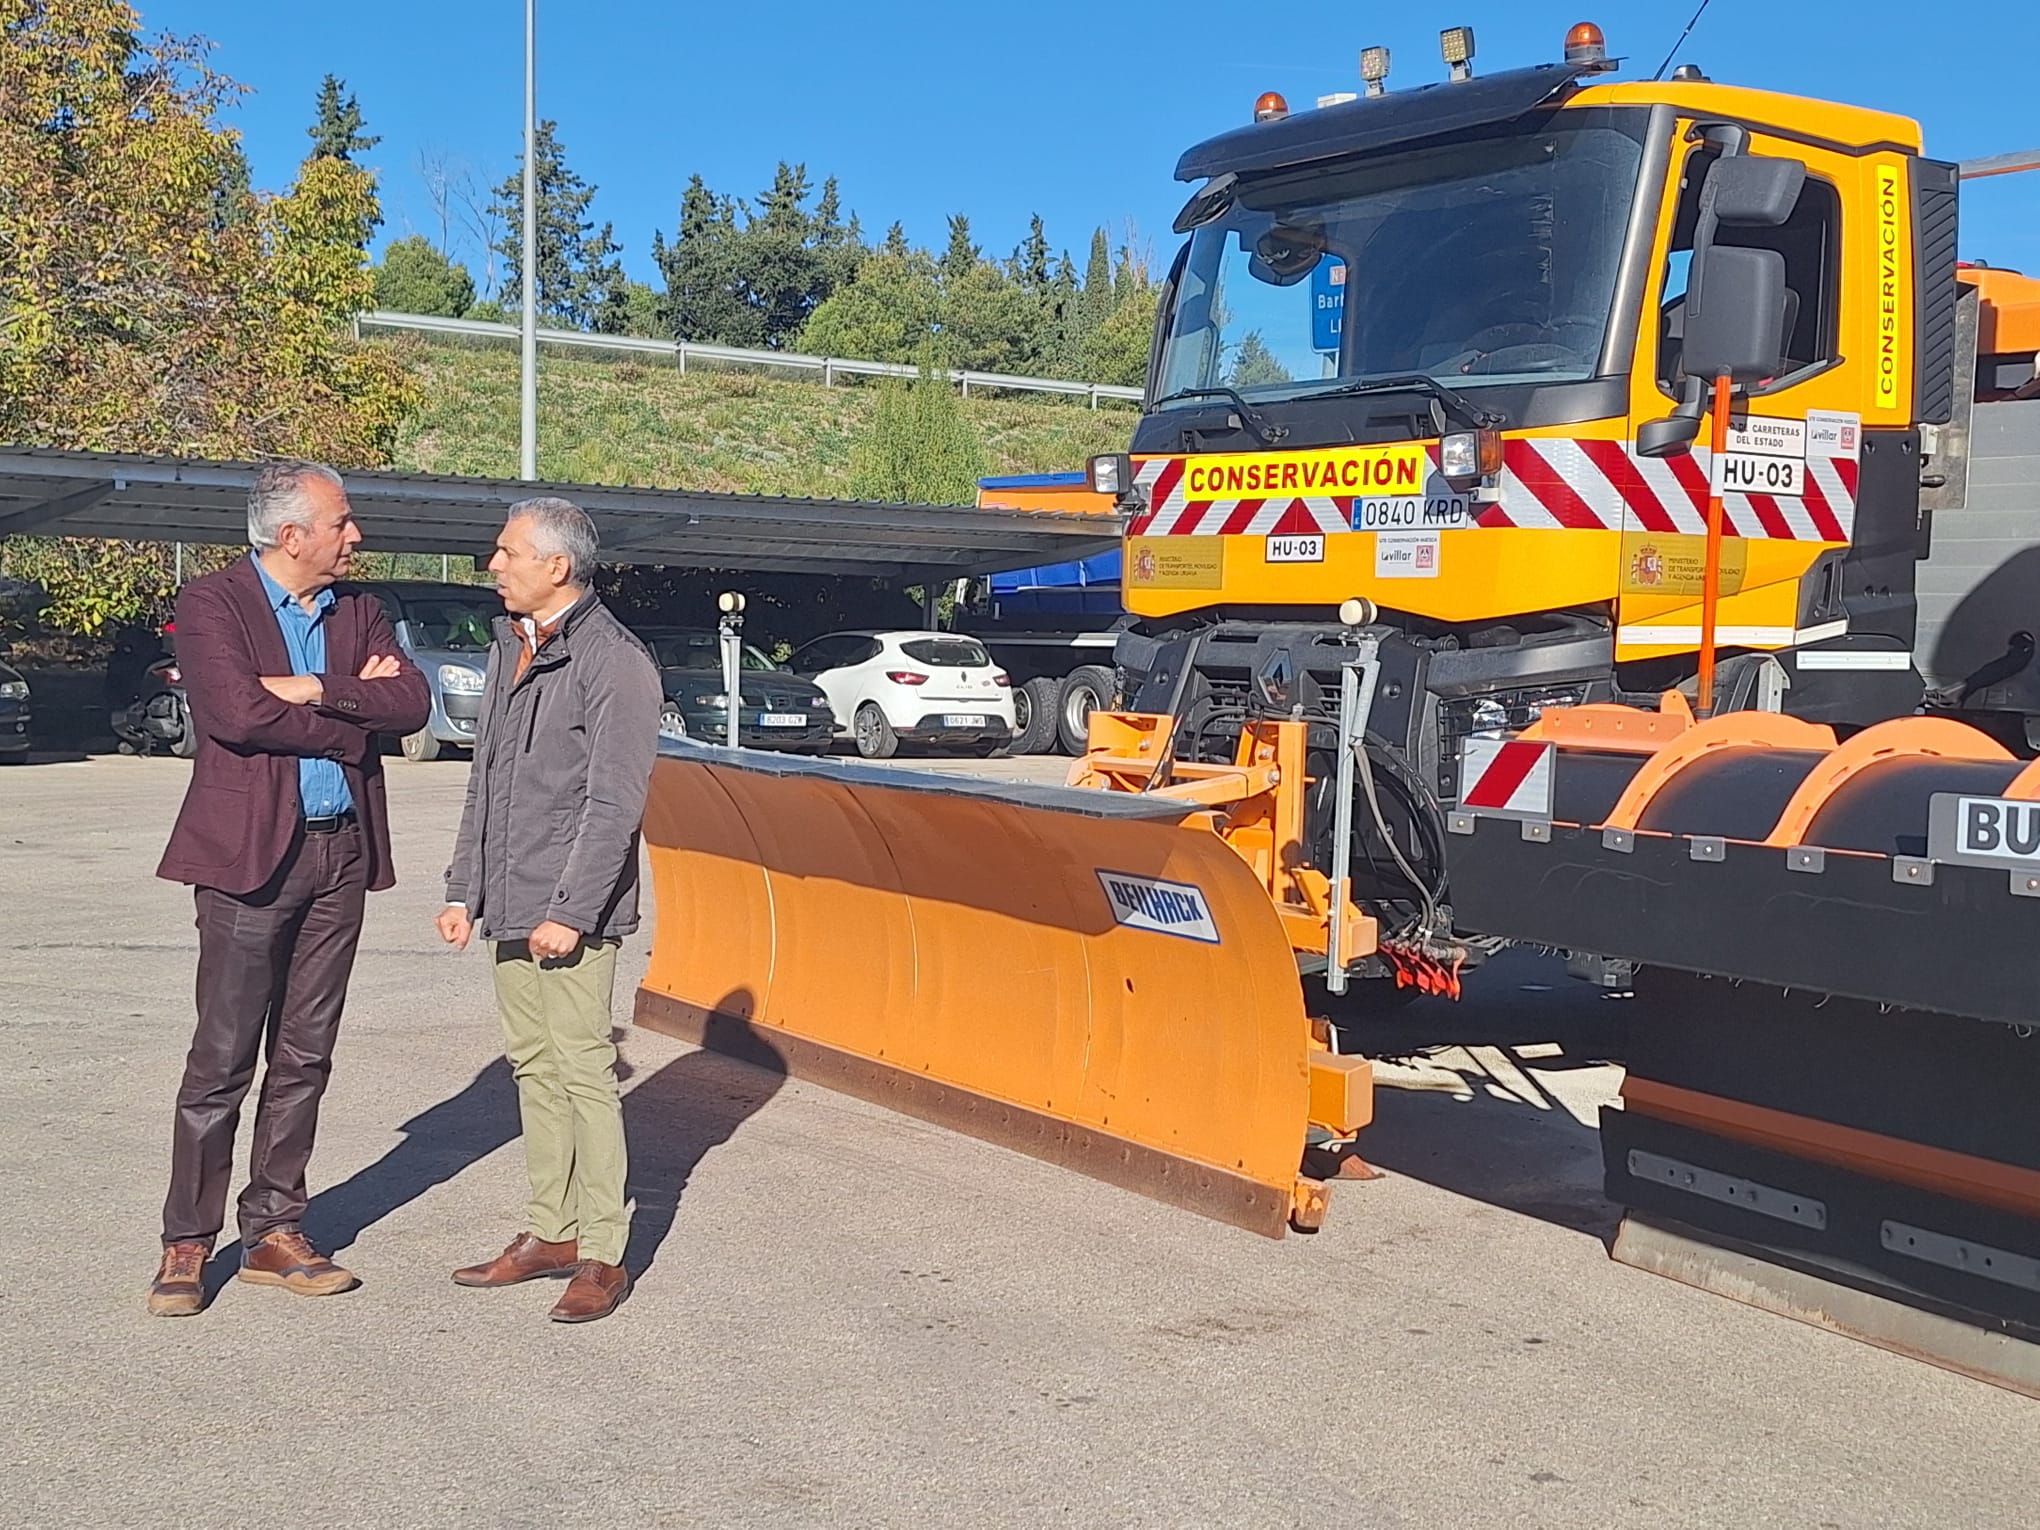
left=147, top=461, right=430, bottom=1317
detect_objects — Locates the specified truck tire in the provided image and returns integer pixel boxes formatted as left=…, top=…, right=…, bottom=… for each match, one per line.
left=1012, top=676, right=1060, bottom=755
left=1056, top=666, right=1115, bottom=755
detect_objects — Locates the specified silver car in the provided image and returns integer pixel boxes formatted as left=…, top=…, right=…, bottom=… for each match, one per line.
left=356, top=581, right=497, bottom=761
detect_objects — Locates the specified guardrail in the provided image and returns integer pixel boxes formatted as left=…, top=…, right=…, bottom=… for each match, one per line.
left=353, top=310, right=1146, bottom=409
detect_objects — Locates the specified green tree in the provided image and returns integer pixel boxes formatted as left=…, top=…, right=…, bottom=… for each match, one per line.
left=1079, top=274, right=1159, bottom=388
left=614, top=280, right=664, bottom=339
left=940, top=213, right=979, bottom=282
left=847, top=357, right=988, bottom=507
left=306, top=74, right=379, bottom=163
left=489, top=119, right=628, bottom=331
left=797, top=251, right=942, bottom=363
left=373, top=234, right=475, bottom=316
left=881, top=221, right=910, bottom=258
left=0, top=5, right=417, bottom=635
left=1228, top=330, right=1291, bottom=389
left=651, top=176, right=755, bottom=345
left=939, top=258, right=1043, bottom=374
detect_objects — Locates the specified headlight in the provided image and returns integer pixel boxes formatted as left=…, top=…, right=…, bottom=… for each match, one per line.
left=438, top=664, right=486, bottom=694
left=0, top=680, right=28, bottom=701
left=691, top=693, right=729, bottom=708
left=1439, top=427, right=1503, bottom=483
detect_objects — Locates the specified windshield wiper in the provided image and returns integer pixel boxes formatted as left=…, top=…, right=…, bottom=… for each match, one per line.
left=1150, top=385, right=1287, bottom=445
left=1306, top=374, right=1507, bottom=431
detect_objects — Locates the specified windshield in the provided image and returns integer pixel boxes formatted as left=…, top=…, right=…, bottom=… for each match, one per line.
left=400, top=598, right=496, bottom=653
left=1156, top=120, right=1646, bottom=407
left=647, top=632, right=780, bottom=672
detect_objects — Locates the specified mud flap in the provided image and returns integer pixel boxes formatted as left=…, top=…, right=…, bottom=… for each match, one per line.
left=635, top=744, right=1329, bottom=1237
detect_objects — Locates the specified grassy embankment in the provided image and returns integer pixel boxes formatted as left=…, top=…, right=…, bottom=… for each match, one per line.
left=383, top=339, right=1137, bottom=496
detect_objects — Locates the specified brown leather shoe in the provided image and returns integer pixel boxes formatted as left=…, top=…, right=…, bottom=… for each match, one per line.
left=548, top=1260, right=629, bottom=1323
left=236, top=1228, right=358, bottom=1296
left=452, top=1232, right=580, bottom=1287
left=147, top=1240, right=210, bottom=1317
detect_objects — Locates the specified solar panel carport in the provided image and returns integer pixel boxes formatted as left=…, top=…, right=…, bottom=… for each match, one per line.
left=0, top=448, right=1124, bottom=578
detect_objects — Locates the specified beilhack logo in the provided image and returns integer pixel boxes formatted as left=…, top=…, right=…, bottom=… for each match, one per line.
left=1095, top=870, right=1222, bottom=944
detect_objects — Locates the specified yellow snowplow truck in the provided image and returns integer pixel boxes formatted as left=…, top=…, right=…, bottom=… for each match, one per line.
left=636, top=22, right=2040, bottom=1392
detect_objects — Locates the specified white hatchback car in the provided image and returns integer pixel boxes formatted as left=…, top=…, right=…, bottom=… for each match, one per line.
left=789, top=630, right=1017, bottom=758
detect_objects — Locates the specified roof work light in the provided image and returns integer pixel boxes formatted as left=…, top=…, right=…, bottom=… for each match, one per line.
left=1440, top=26, right=1476, bottom=81
left=1360, top=45, right=1390, bottom=97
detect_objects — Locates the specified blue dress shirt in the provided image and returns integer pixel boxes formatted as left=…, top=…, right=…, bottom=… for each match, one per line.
left=250, top=556, right=353, bottom=818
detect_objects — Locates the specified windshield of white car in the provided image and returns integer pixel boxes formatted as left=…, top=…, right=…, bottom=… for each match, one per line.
left=1155, top=118, right=1647, bottom=407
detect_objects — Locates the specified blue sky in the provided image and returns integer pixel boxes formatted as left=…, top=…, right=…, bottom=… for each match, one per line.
left=150, top=0, right=2038, bottom=296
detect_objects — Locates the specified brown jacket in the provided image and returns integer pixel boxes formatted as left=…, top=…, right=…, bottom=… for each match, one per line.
left=156, top=557, right=430, bottom=895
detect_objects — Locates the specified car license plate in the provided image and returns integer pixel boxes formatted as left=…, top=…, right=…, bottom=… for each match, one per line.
left=759, top=713, right=807, bottom=727
left=943, top=713, right=986, bottom=728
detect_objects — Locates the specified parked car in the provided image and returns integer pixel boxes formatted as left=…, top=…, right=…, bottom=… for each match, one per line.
left=0, top=651, right=30, bottom=761
left=634, top=626, right=836, bottom=753
left=788, top=631, right=1016, bottom=759
left=353, top=580, right=498, bottom=761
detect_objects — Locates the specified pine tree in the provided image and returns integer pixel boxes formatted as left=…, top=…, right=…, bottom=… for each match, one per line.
left=306, top=75, right=379, bottom=163
left=489, top=119, right=627, bottom=331
left=882, top=221, right=910, bottom=258
left=652, top=175, right=755, bottom=345
left=940, top=214, right=979, bottom=281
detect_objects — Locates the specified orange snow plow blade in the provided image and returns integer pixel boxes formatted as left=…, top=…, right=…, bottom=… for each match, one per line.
left=635, top=745, right=1367, bottom=1237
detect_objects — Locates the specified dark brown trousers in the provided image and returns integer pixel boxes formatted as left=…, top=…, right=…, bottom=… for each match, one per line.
left=161, top=822, right=368, bottom=1247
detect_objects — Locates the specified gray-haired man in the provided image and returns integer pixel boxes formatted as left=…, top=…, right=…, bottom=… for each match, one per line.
left=437, top=498, right=660, bottom=1323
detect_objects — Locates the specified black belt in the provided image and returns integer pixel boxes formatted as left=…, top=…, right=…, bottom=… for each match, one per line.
left=302, top=812, right=358, bottom=834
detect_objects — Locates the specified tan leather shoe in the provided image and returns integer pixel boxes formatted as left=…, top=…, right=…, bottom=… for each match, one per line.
left=452, top=1232, right=580, bottom=1287
left=548, top=1260, right=629, bottom=1323
left=147, top=1240, right=210, bottom=1317
left=236, top=1229, right=359, bottom=1296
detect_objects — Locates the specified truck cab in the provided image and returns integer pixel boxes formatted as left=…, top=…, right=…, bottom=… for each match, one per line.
left=1097, top=23, right=2040, bottom=823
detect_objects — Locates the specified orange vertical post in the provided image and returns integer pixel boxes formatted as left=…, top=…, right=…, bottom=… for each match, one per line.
left=1696, top=372, right=1733, bottom=716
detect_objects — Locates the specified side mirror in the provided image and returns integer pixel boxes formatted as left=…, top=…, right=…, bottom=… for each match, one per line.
left=1637, top=405, right=1704, bottom=458
left=1685, top=246, right=1789, bottom=382
left=1708, top=155, right=1807, bottom=228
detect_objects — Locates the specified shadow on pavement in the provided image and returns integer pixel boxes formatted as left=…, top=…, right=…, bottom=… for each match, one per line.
left=1330, top=951, right=1631, bottom=1246
left=266, top=998, right=784, bottom=1290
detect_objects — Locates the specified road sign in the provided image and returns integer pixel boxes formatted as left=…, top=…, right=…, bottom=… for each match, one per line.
left=1311, top=259, right=1346, bottom=355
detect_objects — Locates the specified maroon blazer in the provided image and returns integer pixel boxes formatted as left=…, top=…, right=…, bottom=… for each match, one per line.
left=156, top=557, right=432, bottom=896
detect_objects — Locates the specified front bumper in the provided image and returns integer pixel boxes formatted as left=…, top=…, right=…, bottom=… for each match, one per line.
left=437, top=687, right=482, bottom=742
left=0, top=704, right=28, bottom=753
left=688, top=705, right=837, bottom=751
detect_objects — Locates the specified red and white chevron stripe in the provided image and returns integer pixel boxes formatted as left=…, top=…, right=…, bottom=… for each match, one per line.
left=1126, top=435, right=1859, bottom=545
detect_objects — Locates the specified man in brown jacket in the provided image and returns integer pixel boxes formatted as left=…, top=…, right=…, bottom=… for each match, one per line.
left=149, top=462, right=430, bottom=1316
left=437, top=497, right=660, bottom=1323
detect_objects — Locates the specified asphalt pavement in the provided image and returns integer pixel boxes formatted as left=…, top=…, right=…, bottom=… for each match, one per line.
left=1, top=750, right=2032, bottom=1529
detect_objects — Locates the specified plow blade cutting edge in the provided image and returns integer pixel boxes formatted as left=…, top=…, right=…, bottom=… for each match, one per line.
left=635, top=743, right=1368, bottom=1237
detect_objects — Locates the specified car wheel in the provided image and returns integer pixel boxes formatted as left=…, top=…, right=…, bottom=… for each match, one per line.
left=400, top=726, right=443, bottom=762
left=659, top=703, right=690, bottom=742
left=1056, top=665, right=1115, bottom=756
left=169, top=697, right=199, bottom=759
left=853, top=702, right=899, bottom=760
left=1012, top=676, right=1059, bottom=755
